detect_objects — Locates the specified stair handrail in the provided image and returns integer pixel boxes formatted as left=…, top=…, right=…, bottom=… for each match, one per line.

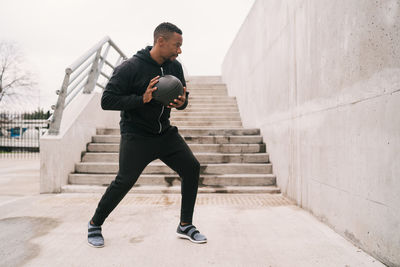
left=47, top=36, right=127, bottom=135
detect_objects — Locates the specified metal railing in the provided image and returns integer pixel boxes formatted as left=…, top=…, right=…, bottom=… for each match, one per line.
left=48, top=36, right=127, bottom=135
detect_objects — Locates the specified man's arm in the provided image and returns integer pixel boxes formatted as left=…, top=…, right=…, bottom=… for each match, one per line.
left=101, top=61, right=144, bottom=111
left=175, top=90, right=189, bottom=110
left=172, top=63, right=189, bottom=110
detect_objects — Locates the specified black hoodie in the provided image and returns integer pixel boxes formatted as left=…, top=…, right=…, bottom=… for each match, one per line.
left=101, top=46, right=188, bottom=136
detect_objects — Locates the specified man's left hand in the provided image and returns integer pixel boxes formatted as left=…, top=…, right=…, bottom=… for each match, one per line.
left=168, top=86, right=187, bottom=109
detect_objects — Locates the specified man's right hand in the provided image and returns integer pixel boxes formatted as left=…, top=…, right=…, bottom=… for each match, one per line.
left=143, top=76, right=160, bottom=103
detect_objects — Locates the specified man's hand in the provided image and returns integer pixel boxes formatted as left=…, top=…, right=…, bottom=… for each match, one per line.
left=167, top=86, right=187, bottom=109
left=143, top=76, right=160, bottom=103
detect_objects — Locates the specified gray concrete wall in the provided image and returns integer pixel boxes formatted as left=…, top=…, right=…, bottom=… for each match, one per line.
left=221, top=0, right=400, bottom=266
left=40, top=91, right=119, bottom=193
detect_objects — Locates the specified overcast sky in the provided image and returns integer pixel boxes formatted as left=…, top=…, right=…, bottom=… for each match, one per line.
left=0, top=0, right=254, bottom=110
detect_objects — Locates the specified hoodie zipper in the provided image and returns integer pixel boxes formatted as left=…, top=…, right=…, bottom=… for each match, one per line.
left=158, top=105, right=164, bottom=134
left=158, top=67, right=165, bottom=134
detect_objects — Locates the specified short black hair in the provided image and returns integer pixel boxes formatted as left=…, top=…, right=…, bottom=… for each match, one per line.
left=153, top=22, right=182, bottom=45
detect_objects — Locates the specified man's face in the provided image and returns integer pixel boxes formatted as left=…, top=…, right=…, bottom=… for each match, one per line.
left=160, top=32, right=183, bottom=61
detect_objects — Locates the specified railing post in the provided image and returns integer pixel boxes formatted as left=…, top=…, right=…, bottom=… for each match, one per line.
left=48, top=72, right=70, bottom=135
left=83, top=48, right=102, bottom=94
left=95, top=44, right=113, bottom=90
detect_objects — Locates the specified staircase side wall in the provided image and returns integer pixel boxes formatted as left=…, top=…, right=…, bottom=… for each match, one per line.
left=222, top=0, right=400, bottom=266
left=40, top=91, right=119, bottom=193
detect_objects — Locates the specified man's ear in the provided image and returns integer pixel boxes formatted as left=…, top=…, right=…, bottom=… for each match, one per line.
left=157, top=36, right=166, bottom=47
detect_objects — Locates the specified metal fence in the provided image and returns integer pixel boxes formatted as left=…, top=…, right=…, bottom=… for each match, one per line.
left=0, top=111, right=50, bottom=158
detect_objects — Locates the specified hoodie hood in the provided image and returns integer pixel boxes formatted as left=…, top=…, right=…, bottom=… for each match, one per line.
left=134, top=46, right=172, bottom=68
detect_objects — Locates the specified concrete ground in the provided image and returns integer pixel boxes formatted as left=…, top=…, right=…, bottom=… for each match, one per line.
left=0, top=158, right=385, bottom=267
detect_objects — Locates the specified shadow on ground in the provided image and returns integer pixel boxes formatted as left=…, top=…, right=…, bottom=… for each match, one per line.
left=0, top=216, right=60, bottom=267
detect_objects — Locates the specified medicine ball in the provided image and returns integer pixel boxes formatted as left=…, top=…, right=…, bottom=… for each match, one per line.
left=153, top=75, right=184, bottom=106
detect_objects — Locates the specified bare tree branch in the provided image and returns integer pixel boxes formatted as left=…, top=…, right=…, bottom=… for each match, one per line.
left=0, top=41, right=35, bottom=102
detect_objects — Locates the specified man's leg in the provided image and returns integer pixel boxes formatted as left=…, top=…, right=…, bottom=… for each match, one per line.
left=159, top=127, right=207, bottom=244
left=91, top=134, right=157, bottom=226
left=159, top=127, right=200, bottom=224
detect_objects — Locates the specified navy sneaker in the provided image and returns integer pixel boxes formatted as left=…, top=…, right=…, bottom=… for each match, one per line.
left=176, top=224, right=207, bottom=244
left=87, top=221, right=104, bottom=248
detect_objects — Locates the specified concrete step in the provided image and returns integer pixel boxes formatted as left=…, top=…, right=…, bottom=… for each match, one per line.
left=189, top=98, right=230, bottom=101
left=184, top=109, right=238, bottom=113
left=189, top=93, right=229, bottom=97
left=170, top=116, right=241, bottom=121
left=185, top=100, right=237, bottom=104
left=170, top=112, right=240, bottom=117
left=186, top=98, right=236, bottom=103
left=96, top=128, right=260, bottom=136
left=188, top=87, right=227, bottom=92
left=75, top=162, right=272, bottom=174
left=61, top=184, right=281, bottom=194
left=187, top=84, right=226, bottom=89
left=189, top=93, right=228, bottom=97
left=171, top=121, right=242, bottom=127
left=177, top=128, right=261, bottom=136
left=185, top=106, right=238, bottom=110
left=188, top=143, right=265, bottom=153
left=184, top=109, right=239, bottom=113
left=183, top=107, right=239, bottom=112
left=82, top=152, right=269, bottom=163
left=187, top=100, right=236, bottom=104
left=185, top=105, right=237, bottom=109
left=171, top=125, right=243, bottom=129
left=68, top=173, right=276, bottom=186
left=188, top=89, right=227, bottom=94
left=187, top=76, right=222, bottom=84
left=88, top=143, right=266, bottom=153
left=175, top=104, right=237, bottom=109
left=188, top=95, right=235, bottom=100
left=92, top=135, right=263, bottom=144
left=188, top=100, right=237, bottom=107
left=184, top=135, right=263, bottom=144
left=171, top=116, right=242, bottom=121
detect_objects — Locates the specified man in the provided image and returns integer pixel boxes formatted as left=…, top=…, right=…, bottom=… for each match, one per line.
left=87, top=22, right=207, bottom=247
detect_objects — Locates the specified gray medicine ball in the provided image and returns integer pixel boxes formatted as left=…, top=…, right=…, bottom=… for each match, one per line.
left=153, top=75, right=184, bottom=106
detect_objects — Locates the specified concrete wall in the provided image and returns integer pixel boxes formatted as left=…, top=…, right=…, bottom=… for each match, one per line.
left=221, top=0, right=400, bottom=266
left=40, top=91, right=119, bottom=193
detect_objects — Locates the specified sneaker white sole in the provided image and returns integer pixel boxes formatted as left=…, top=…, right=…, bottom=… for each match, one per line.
left=87, top=241, right=105, bottom=248
left=176, top=232, right=207, bottom=244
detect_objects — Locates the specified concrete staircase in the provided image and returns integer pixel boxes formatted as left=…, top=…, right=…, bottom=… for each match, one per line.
left=62, top=76, right=280, bottom=194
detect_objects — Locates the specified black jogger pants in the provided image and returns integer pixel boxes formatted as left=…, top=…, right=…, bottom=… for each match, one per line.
left=91, top=126, right=200, bottom=226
